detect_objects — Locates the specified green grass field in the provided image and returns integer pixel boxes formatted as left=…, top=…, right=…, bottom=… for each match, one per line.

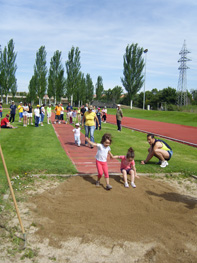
left=0, top=107, right=196, bottom=206
left=107, top=108, right=197, bottom=127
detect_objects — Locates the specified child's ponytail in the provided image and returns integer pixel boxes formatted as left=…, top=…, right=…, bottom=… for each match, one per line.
left=126, top=147, right=135, bottom=159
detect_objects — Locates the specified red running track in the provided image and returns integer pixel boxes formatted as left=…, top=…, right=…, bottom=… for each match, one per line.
left=51, top=116, right=120, bottom=174
left=107, top=114, right=197, bottom=147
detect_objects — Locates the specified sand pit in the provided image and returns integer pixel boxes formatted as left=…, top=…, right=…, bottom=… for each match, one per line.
left=1, top=175, right=197, bottom=263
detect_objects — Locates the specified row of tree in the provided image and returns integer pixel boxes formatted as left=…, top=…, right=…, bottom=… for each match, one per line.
left=0, top=39, right=147, bottom=106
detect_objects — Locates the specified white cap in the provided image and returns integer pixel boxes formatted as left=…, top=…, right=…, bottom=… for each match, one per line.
left=117, top=104, right=121, bottom=107
left=75, top=123, right=80, bottom=126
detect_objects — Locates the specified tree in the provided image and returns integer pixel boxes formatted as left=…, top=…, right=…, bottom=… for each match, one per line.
left=85, top=73, right=94, bottom=103
left=191, top=89, right=197, bottom=105
left=95, top=76, right=104, bottom=100
left=65, top=46, right=81, bottom=102
left=121, top=43, right=144, bottom=104
left=48, top=50, right=65, bottom=103
left=28, top=75, right=37, bottom=103
left=34, top=46, right=47, bottom=104
left=111, top=86, right=123, bottom=103
left=0, top=39, right=17, bottom=102
left=159, top=87, right=177, bottom=105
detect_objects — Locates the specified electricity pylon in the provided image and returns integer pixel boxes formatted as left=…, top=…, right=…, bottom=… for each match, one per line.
left=177, top=40, right=191, bottom=106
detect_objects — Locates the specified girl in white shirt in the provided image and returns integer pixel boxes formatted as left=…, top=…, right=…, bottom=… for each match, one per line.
left=85, top=133, right=113, bottom=190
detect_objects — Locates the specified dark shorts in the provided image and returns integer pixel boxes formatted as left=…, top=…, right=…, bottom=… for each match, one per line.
left=167, top=150, right=173, bottom=160
left=1, top=125, right=10, bottom=128
left=55, top=115, right=61, bottom=120
left=120, top=168, right=132, bottom=174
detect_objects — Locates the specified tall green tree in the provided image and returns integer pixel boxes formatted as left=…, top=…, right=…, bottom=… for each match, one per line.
left=95, top=76, right=104, bottom=100
left=85, top=73, right=94, bottom=103
left=28, top=75, right=37, bottom=103
left=65, top=46, right=81, bottom=102
left=0, top=39, right=17, bottom=101
left=121, top=43, right=144, bottom=103
left=48, top=50, right=65, bottom=103
left=34, top=46, right=47, bottom=104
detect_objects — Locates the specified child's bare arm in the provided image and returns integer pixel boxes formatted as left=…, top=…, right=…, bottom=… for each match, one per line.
left=85, top=137, right=97, bottom=147
left=111, top=155, right=119, bottom=159
left=108, top=151, right=114, bottom=159
left=133, top=166, right=139, bottom=178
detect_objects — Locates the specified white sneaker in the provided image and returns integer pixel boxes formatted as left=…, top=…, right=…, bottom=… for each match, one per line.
left=160, top=161, right=168, bottom=168
left=131, top=182, right=136, bottom=188
left=124, top=182, right=129, bottom=188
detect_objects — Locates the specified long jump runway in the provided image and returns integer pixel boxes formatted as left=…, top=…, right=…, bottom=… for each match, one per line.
left=51, top=117, right=120, bottom=174
left=107, top=114, right=197, bottom=147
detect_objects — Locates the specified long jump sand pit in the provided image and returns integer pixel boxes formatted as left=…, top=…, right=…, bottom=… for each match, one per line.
left=24, top=175, right=197, bottom=263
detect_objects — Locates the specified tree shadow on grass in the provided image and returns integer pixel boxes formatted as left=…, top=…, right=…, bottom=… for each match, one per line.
left=146, top=190, right=197, bottom=210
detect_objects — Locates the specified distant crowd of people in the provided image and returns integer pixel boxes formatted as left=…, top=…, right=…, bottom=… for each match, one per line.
left=0, top=101, right=108, bottom=130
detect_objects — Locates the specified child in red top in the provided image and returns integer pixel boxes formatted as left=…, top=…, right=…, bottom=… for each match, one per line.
left=113, top=147, right=139, bottom=188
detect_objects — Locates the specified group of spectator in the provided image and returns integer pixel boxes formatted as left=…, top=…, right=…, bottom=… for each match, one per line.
left=0, top=101, right=108, bottom=131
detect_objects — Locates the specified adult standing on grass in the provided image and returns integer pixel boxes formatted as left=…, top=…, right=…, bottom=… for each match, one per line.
left=23, top=102, right=29, bottom=127
left=27, top=103, right=33, bottom=125
left=141, top=134, right=173, bottom=168
left=96, top=108, right=102, bottom=130
left=34, top=105, right=40, bottom=127
left=9, top=101, right=17, bottom=123
left=116, top=104, right=123, bottom=132
left=1, top=114, right=17, bottom=128
left=47, top=104, right=52, bottom=124
left=82, top=105, right=100, bottom=148
left=40, top=104, right=45, bottom=126
left=18, top=102, right=23, bottom=123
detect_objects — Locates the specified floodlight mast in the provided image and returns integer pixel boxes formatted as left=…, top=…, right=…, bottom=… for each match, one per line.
left=143, top=49, right=148, bottom=110
left=177, top=40, right=191, bottom=106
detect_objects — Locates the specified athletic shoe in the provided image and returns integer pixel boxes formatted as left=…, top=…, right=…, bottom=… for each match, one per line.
left=156, top=160, right=162, bottom=165
left=106, top=184, right=112, bottom=190
left=160, top=161, right=168, bottom=168
left=95, top=181, right=100, bottom=186
left=124, top=182, right=129, bottom=188
left=131, top=182, right=136, bottom=188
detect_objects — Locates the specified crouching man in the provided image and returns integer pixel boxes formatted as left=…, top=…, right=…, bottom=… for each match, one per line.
left=141, top=134, right=173, bottom=168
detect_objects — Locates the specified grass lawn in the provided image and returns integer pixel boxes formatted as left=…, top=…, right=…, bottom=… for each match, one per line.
left=0, top=109, right=77, bottom=203
left=107, top=108, right=197, bottom=127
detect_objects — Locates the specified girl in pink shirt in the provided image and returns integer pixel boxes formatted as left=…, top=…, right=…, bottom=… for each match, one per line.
left=113, top=147, right=139, bottom=188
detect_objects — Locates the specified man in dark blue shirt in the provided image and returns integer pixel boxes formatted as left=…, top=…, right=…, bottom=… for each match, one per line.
left=10, top=101, right=17, bottom=122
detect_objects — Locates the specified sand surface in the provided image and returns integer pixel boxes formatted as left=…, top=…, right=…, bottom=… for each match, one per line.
left=1, top=175, right=197, bottom=263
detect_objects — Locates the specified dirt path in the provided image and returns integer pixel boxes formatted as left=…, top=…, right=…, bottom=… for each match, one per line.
left=1, top=175, right=196, bottom=263
left=106, top=114, right=197, bottom=147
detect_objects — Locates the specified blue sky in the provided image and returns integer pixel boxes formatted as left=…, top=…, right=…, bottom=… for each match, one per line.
left=0, top=0, right=196, bottom=93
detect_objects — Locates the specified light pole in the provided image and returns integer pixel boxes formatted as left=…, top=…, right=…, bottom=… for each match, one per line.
left=143, top=49, right=148, bottom=110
